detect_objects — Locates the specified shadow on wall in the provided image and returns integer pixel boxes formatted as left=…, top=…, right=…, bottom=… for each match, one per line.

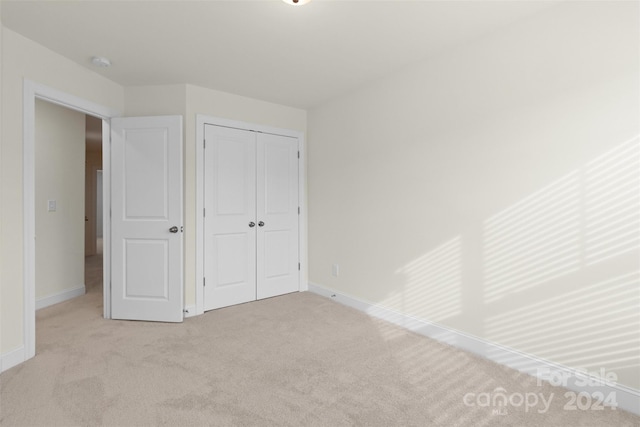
left=484, top=136, right=639, bottom=301
left=377, top=136, right=640, bottom=387
left=390, top=237, right=463, bottom=322
left=483, top=136, right=640, bottom=386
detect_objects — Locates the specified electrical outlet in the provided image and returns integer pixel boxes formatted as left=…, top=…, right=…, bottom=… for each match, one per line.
left=47, top=200, right=57, bottom=212
left=332, top=263, right=340, bottom=277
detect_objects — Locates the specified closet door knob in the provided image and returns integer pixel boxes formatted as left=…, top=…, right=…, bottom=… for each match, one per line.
left=258, top=221, right=265, bottom=227
left=169, top=226, right=179, bottom=233
left=249, top=222, right=256, bottom=228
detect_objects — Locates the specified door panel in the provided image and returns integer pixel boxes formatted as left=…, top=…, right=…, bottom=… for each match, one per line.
left=204, top=125, right=256, bottom=310
left=111, top=116, right=183, bottom=322
left=124, top=239, right=168, bottom=299
left=264, top=230, right=291, bottom=278
left=215, top=233, right=250, bottom=286
left=257, top=133, right=299, bottom=299
left=123, top=129, right=169, bottom=218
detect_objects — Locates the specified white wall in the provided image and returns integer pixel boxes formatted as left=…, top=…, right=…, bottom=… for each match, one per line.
left=35, top=100, right=85, bottom=301
left=124, top=84, right=307, bottom=309
left=0, top=27, right=124, bottom=356
left=308, top=2, right=639, bottom=389
left=124, top=84, right=186, bottom=118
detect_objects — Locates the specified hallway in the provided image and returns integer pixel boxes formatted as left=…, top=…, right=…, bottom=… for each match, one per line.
left=35, top=238, right=103, bottom=355
left=84, top=237, right=103, bottom=297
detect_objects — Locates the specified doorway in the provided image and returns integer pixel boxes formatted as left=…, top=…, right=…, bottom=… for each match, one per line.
left=23, top=80, right=118, bottom=361
left=34, top=100, right=90, bottom=311
left=84, top=115, right=103, bottom=299
left=33, top=101, right=106, bottom=318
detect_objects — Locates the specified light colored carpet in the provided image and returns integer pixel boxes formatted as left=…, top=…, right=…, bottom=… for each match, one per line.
left=1, top=256, right=638, bottom=426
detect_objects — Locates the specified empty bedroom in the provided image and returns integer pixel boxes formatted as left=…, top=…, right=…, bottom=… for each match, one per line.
left=0, top=0, right=638, bottom=425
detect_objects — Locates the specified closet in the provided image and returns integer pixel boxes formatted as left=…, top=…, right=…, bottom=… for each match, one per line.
left=203, top=124, right=299, bottom=310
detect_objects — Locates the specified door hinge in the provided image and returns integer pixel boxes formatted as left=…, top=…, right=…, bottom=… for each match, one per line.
left=298, top=207, right=300, bottom=215
left=298, top=262, right=301, bottom=271
left=298, top=151, right=300, bottom=159
left=203, top=139, right=206, bottom=149
left=203, top=208, right=206, bottom=217
left=203, top=277, right=206, bottom=287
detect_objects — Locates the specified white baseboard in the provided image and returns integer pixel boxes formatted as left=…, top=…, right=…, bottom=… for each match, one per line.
left=308, top=282, right=640, bottom=416
left=183, top=305, right=197, bottom=318
left=36, top=285, right=85, bottom=310
left=1, top=346, right=25, bottom=373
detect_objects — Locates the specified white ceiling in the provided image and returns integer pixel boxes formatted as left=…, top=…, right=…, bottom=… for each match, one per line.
left=1, top=0, right=556, bottom=109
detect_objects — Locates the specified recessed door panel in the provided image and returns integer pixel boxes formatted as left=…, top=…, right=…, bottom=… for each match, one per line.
left=264, top=230, right=291, bottom=279
left=124, top=239, right=168, bottom=300
left=215, top=233, right=249, bottom=287
left=216, top=138, right=252, bottom=216
left=265, top=144, right=291, bottom=214
left=123, top=129, right=168, bottom=219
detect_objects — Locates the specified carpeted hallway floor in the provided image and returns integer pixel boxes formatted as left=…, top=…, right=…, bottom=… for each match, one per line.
left=0, top=253, right=638, bottom=426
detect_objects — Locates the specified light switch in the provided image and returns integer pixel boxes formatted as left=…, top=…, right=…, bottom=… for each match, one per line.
left=47, top=200, right=57, bottom=212
left=332, top=263, right=340, bottom=277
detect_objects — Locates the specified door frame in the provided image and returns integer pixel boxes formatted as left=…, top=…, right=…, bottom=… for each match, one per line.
left=195, top=114, right=308, bottom=315
left=23, top=80, right=120, bottom=360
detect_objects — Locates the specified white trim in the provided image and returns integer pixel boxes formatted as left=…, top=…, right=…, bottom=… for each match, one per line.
left=298, top=131, right=308, bottom=293
left=195, top=116, right=205, bottom=315
left=308, top=282, right=640, bottom=416
left=23, top=79, right=121, bottom=363
left=35, top=285, right=86, bottom=310
left=195, top=114, right=308, bottom=315
left=102, top=120, right=112, bottom=319
left=0, top=346, right=26, bottom=373
left=183, top=305, right=197, bottom=318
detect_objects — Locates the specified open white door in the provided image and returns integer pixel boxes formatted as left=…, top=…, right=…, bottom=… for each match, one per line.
left=111, top=116, right=184, bottom=322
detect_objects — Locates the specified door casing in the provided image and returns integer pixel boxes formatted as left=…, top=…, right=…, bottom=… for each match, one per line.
left=195, top=114, right=308, bottom=316
left=22, top=80, right=120, bottom=363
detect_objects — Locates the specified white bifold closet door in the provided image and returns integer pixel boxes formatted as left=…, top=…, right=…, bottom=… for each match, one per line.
left=203, top=124, right=299, bottom=311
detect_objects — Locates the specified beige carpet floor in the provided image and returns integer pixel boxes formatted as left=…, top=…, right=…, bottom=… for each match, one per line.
left=1, top=254, right=638, bottom=426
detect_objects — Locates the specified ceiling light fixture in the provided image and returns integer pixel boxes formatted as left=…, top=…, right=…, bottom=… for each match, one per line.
left=91, top=56, right=111, bottom=68
left=282, top=0, right=311, bottom=5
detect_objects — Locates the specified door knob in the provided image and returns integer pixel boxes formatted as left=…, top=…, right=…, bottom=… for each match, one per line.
left=249, top=222, right=256, bottom=228
left=258, top=221, right=265, bottom=227
left=169, top=226, right=179, bottom=233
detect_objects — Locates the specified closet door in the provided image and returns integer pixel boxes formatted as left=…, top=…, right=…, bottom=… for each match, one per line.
left=204, top=125, right=256, bottom=310
left=256, top=133, right=300, bottom=299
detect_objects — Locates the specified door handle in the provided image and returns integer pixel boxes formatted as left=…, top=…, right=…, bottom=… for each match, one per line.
left=249, top=222, right=256, bottom=228
left=258, top=221, right=265, bottom=227
left=169, top=226, right=179, bottom=233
